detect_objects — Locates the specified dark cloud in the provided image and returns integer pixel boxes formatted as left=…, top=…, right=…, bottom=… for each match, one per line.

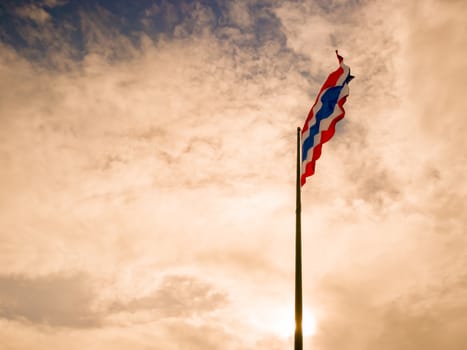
left=0, top=273, right=100, bottom=328
left=164, top=320, right=244, bottom=350
left=311, top=273, right=467, bottom=350
left=0, top=0, right=291, bottom=69
left=347, top=155, right=401, bottom=209
left=374, top=275, right=467, bottom=349
left=111, top=275, right=228, bottom=318
left=0, top=273, right=228, bottom=330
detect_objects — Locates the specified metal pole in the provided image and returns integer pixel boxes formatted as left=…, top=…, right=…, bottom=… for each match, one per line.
left=294, top=127, right=303, bottom=350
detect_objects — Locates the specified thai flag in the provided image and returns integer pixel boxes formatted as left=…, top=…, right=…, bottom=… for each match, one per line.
left=301, top=51, right=354, bottom=186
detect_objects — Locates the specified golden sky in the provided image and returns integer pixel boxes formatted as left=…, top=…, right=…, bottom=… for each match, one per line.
left=1, top=0, right=467, bottom=349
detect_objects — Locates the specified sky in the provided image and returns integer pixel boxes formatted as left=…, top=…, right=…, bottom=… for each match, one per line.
left=1, top=0, right=467, bottom=349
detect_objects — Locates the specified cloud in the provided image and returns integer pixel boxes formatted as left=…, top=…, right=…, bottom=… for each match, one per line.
left=79, top=5, right=139, bottom=61
left=309, top=272, right=467, bottom=350
left=406, top=0, right=467, bottom=166
left=15, top=4, right=51, bottom=25
left=43, top=0, right=68, bottom=8
left=227, top=2, right=253, bottom=28
left=0, top=273, right=99, bottom=328
left=0, top=272, right=228, bottom=331
left=374, top=280, right=467, bottom=350
left=110, top=274, right=228, bottom=319
left=163, top=320, right=246, bottom=350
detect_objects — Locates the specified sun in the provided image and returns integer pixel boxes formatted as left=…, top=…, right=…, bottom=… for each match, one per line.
left=267, top=305, right=318, bottom=338
left=246, top=302, right=318, bottom=339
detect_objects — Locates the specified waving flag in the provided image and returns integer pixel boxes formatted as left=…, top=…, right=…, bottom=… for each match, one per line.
left=301, top=51, right=353, bottom=186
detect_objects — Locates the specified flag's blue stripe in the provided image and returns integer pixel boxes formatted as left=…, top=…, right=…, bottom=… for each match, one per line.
left=302, top=85, right=344, bottom=162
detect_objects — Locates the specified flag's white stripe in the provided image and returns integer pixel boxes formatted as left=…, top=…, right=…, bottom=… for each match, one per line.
left=301, top=83, right=349, bottom=176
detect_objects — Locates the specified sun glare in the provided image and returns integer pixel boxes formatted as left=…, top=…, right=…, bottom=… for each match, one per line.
left=259, top=305, right=317, bottom=338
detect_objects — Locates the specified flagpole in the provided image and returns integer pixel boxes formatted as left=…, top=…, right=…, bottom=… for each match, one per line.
left=294, top=127, right=303, bottom=350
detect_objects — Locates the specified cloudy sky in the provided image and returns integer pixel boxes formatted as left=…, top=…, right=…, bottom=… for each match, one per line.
left=1, top=0, right=467, bottom=349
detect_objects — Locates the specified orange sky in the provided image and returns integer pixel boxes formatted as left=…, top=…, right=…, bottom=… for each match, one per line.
left=1, top=0, right=467, bottom=349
